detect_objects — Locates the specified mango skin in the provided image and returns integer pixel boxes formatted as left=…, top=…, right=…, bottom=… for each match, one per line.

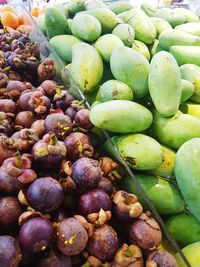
left=94, top=34, right=124, bottom=62
left=155, top=8, right=186, bottom=27
left=88, top=8, right=118, bottom=33
left=118, top=9, right=156, bottom=44
left=176, top=22, right=200, bottom=37
left=67, top=0, right=86, bottom=16
left=151, top=17, right=172, bottom=37
left=170, top=46, right=200, bottom=67
left=180, top=64, right=200, bottom=103
left=132, top=40, right=150, bottom=61
left=109, top=1, right=133, bottom=15
left=114, top=134, right=162, bottom=170
left=174, top=7, right=199, bottom=23
left=151, top=145, right=175, bottom=178
left=159, top=29, right=200, bottom=51
left=49, top=35, right=81, bottom=63
left=124, top=174, right=184, bottom=215
left=141, top=3, right=157, bottom=17
left=45, top=8, right=70, bottom=39
left=89, top=100, right=153, bottom=133
left=176, top=241, right=200, bottom=267
left=97, top=80, right=133, bottom=102
left=71, top=13, right=101, bottom=42
left=112, top=23, right=135, bottom=47
left=152, top=110, right=200, bottom=150
left=166, top=213, right=200, bottom=248
left=148, top=51, right=182, bottom=117
left=180, top=103, right=200, bottom=119
left=110, top=46, right=150, bottom=98
left=71, top=42, right=103, bottom=93
left=175, top=138, right=200, bottom=222
left=181, top=79, right=194, bottom=102
left=150, top=39, right=163, bottom=57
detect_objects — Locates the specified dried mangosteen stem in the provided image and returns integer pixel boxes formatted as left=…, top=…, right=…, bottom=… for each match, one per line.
left=3, top=66, right=10, bottom=72
left=14, top=151, right=22, bottom=168
left=110, top=170, right=122, bottom=181
left=49, top=134, right=57, bottom=146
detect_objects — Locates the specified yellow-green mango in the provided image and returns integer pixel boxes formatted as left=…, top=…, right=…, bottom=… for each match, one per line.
left=88, top=8, right=118, bottom=33
left=132, top=40, right=150, bottom=61
left=175, top=138, right=200, bottom=222
left=109, top=1, right=133, bottom=15
left=97, top=80, right=133, bottom=102
left=86, top=0, right=107, bottom=10
left=113, top=134, right=162, bottom=170
left=151, top=145, right=175, bottom=178
left=89, top=100, right=152, bottom=133
left=49, top=35, right=81, bottom=63
left=94, top=34, right=124, bottom=62
left=170, top=46, right=200, bottom=67
left=176, top=22, right=200, bottom=37
left=71, top=13, right=101, bottom=42
left=118, top=8, right=156, bottom=44
left=166, top=213, right=200, bottom=247
left=174, top=7, right=199, bottom=23
left=151, top=17, right=172, bottom=37
left=110, top=46, right=150, bottom=98
left=112, top=23, right=135, bottom=47
left=176, top=241, right=200, bottom=266
left=148, top=51, right=182, bottom=117
left=67, top=0, right=86, bottom=16
left=180, top=103, right=200, bottom=119
left=150, top=39, right=163, bottom=57
left=141, top=3, right=157, bottom=17
left=123, top=174, right=185, bottom=215
left=152, top=110, right=200, bottom=150
left=181, top=79, right=194, bottom=102
left=71, top=42, right=103, bottom=93
left=155, top=8, right=186, bottom=27
left=159, top=29, right=200, bottom=51
left=180, top=64, right=200, bottom=103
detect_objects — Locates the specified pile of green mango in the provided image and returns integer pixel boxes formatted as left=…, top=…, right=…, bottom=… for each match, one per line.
left=37, top=0, right=200, bottom=264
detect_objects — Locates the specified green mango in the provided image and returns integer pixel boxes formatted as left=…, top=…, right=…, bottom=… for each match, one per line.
left=181, top=79, right=194, bottom=102
left=112, top=23, right=135, bottom=47
left=180, top=64, right=200, bottom=103
left=89, top=100, right=152, bottom=133
left=132, top=40, right=150, bottom=61
left=174, top=7, right=199, bottom=23
left=149, top=39, right=162, bottom=57
left=71, top=13, right=101, bottom=42
left=94, top=34, right=124, bottom=62
left=86, top=0, right=107, bottom=10
left=118, top=8, right=156, bottom=44
left=109, top=1, right=133, bottom=15
left=148, top=51, right=182, bottom=117
left=53, top=4, right=68, bottom=18
left=155, top=8, right=186, bottom=27
left=67, top=0, right=86, bottom=16
left=123, top=174, right=184, bottom=215
left=159, top=29, right=200, bottom=51
left=152, top=110, right=200, bottom=150
left=36, top=14, right=46, bottom=35
left=176, top=241, right=200, bottom=267
left=180, top=103, right=200, bottom=119
left=49, top=35, right=81, bottom=63
left=71, top=42, right=103, bottom=93
left=113, top=134, right=162, bottom=170
left=45, top=8, right=70, bottom=39
left=110, top=46, right=150, bottom=98
left=88, top=8, right=118, bottom=33
left=166, top=213, right=200, bottom=247
left=151, top=145, right=175, bottom=178
left=176, top=22, right=200, bottom=37
left=97, top=80, right=133, bottom=102
left=170, top=46, right=200, bottom=67
left=141, top=3, right=157, bottom=17
left=151, top=17, right=172, bottom=37
left=175, top=138, right=200, bottom=222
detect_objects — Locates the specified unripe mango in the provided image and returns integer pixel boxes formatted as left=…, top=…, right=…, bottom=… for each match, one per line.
left=181, top=79, right=194, bottom=102
left=155, top=8, right=185, bottom=27
left=112, top=23, right=135, bottom=47
left=109, top=1, right=133, bottom=15
left=89, top=100, right=152, bottom=133
left=132, top=40, right=150, bottom=61
left=170, top=46, right=200, bottom=66
left=180, top=103, right=200, bottom=119
left=176, top=22, right=200, bottom=36
left=176, top=241, right=200, bottom=267
left=151, top=17, right=172, bottom=37
left=174, top=7, right=199, bottom=23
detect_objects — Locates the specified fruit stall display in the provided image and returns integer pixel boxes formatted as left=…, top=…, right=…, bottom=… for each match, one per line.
left=28, top=0, right=200, bottom=265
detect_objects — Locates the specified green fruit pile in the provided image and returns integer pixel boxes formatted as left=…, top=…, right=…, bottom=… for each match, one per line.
left=36, top=1, right=200, bottom=265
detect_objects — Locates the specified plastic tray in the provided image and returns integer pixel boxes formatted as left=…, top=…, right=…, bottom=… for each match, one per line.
left=4, top=2, right=191, bottom=265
